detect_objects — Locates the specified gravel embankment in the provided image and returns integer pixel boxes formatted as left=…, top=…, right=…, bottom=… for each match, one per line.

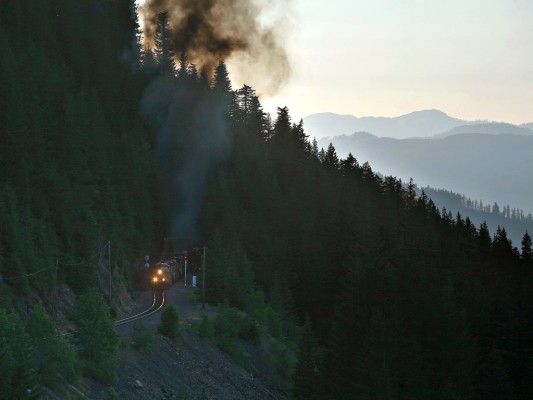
left=92, top=283, right=291, bottom=400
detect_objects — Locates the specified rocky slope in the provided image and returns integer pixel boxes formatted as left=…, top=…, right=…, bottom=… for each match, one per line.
left=93, top=284, right=291, bottom=400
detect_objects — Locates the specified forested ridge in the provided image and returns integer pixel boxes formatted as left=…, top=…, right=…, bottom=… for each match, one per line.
left=1, top=1, right=166, bottom=396
left=1, top=1, right=533, bottom=399
left=419, top=186, right=533, bottom=246
left=0, top=0, right=168, bottom=295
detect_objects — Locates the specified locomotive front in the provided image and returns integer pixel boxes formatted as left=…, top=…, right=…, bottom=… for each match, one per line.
left=151, top=262, right=173, bottom=289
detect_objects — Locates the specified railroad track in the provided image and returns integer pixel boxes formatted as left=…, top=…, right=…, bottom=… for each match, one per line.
left=60, top=291, right=165, bottom=338
left=115, top=290, right=166, bottom=326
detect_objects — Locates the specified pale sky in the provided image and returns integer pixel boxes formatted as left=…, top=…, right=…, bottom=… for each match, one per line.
left=232, top=0, right=533, bottom=124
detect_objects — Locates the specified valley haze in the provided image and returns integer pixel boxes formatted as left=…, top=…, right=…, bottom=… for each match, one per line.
left=307, top=109, right=533, bottom=226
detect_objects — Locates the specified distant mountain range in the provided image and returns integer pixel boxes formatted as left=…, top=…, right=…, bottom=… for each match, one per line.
left=304, top=109, right=533, bottom=139
left=309, top=109, right=533, bottom=238
left=435, top=122, right=533, bottom=138
left=317, top=132, right=533, bottom=216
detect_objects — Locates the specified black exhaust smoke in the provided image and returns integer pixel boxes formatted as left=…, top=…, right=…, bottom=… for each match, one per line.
left=135, top=0, right=291, bottom=239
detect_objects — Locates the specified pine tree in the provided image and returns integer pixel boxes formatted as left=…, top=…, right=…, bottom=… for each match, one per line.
left=271, top=106, right=292, bottom=147
left=521, top=231, right=532, bottom=264
left=73, top=290, right=120, bottom=384
left=323, top=143, right=339, bottom=171
left=0, top=310, right=39, bottom=399
left=292, top=316, right=325, bottom=400
left=339, top=152, right=359, bottom=177
left=478, top=221, right=492, bottom=253
left=154, top=12, right=175, bottom=76
left=310, top=137, right=319, bottom=160
left=26, top=305, right=78, bottom=388
left=213, top=61, right=233, bottom=115
left=356, top=309, right=397, bottom=400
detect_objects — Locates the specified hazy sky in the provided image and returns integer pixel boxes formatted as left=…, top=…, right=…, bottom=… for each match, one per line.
left=235, top=0, right=533, bottom=124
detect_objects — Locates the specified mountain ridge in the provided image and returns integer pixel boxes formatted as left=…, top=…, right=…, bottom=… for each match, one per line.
left=304, top=109, right=532, bottom=139
left=317, top=132, right=533, bottom=215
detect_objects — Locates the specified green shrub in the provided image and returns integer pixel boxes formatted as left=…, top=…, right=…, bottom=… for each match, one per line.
left=131, top=322, right=158, bottom=351
left=214, top=304, right=259, bottom=344
left=214, top=305, right=241, bottom=338
left=216, top=334, right=240, bottom=362
left=26, top=305, right=79, bottom=389
left=158, top=305, right=180, bottom=341
left=197, top=315, right=215, bottom=339
left=72, top=290, right=120, bottom=384
left=106, top=388, right=120, bottom=400
left=274, top=348, right=295, bottom=379
left=238, top=316, right=259, bottom=344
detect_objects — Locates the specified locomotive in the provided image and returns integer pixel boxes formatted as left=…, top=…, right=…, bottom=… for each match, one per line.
left=150, top=253, right=187, bottom=289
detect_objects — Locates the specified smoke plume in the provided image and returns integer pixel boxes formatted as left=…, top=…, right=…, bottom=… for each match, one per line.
left=135, top=0, right=292, bottom=243
left=136, top=0, right=291, bottom=94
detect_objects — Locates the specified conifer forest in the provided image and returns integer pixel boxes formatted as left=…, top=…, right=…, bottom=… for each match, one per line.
left=1, top=1, right=533, bottom=399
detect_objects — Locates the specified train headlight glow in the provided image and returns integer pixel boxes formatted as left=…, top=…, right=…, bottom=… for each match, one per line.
left=157, top=269, right=163, bottom=275
left=162, top=278, right=166, bottom=282
left=152, top=277, right=158, bottom=283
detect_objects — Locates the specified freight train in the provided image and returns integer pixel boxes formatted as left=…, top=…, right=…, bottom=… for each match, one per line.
left=150, top=253, right=187, bottom=289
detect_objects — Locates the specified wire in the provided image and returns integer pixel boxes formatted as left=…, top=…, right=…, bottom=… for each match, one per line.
left=2, top=242, right=109, bottom=280
left=62, top=252, right=99, bottom=266
left=3, top=265, right=56, bottom=280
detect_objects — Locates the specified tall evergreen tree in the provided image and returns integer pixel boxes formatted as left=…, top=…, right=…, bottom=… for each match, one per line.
left=73, top=290, right=120, bottom=384
left=323, top=143, right=339, bottom=171
left=26, top=305, right=78, bottom=388
left=292, top=317, right=325, bottom=400
left=0, top=310, right=39, bottom=399
left=521, top=231, right=532, bottom=264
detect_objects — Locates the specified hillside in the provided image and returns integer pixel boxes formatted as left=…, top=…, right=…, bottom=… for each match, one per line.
left=417, top=187, right=533, bottom=246
left=318, top=132, right=533, bottom=214
left=2, top=1, right=533, bottom=399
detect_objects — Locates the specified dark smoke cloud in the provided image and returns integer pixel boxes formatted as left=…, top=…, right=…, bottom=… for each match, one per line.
left=136, top=0, right=291, bottom=93
left=141, top=74, right=232, bottom=240
left=136, top=0, right=292, bottom=243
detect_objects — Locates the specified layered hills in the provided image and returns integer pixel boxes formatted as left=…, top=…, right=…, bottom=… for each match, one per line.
left=304, top=109, right=533, bottom=139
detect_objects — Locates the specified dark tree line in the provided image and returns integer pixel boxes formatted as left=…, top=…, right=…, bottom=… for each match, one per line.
left=0, top=0, right=155, bottom=394
left=420, top=186, right=533, bottom=247
left=0, top=0, right=168, bottom=295
left=195, top=69, right=533, bottom=398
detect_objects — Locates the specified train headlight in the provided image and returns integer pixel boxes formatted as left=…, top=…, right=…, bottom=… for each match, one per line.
left=157, top=269, right=163, bottom=275
left=152, top=277, right=158, bottom=283
left=162, top=278, right=166, bottom=282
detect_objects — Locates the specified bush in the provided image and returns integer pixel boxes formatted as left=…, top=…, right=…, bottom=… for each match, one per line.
left=216, top=334, right=240, bottom=361
left=238, top=316, right=259, bottom=344
left=72, top=290, right=120, bottom=384
left=106, top=388, right=120, bottom=400
left=214, top=306, right=241, bottom=338
left=214, top=305, right=259, bottom=345
left=131, top=322, right=158, bottom=351
left=158, top=305, right=180, bottom=341
left=26, top=305, right=79, bottom=389
left=274, top=348, right=295, bottom=379
left=197, top=315, right=215, bottom=339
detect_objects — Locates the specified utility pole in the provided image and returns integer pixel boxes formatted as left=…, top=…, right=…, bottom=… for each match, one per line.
left=184, top=255, right=188, bottom=287
left=108, top=240, right=112, bottom=304
left=202, top=246, right=206, bottom=309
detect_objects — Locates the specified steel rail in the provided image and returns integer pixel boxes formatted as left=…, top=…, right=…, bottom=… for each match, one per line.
left=115, top=290, right=166, bottom=326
